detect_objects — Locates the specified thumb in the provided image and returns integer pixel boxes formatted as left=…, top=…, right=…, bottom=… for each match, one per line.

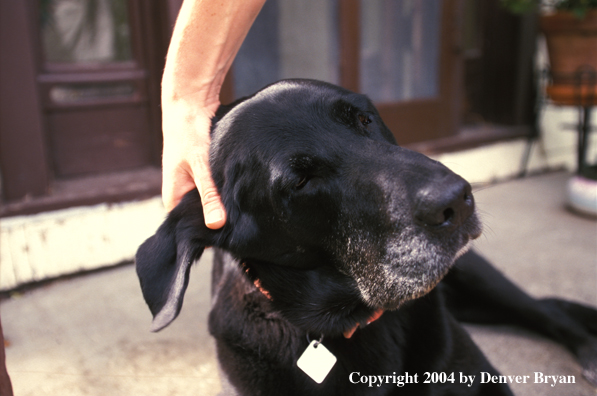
left=196, top=172, right=227, bottom=229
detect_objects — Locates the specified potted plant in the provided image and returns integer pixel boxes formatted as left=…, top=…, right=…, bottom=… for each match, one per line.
left=502, top=0, right=597, bottom=105
left=502, top=0, right=597, bottom=17
left=503, top=0, right=597, bottom=217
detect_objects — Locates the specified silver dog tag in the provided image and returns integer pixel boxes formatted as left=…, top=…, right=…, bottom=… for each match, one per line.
left=297, top=340, right=337, bottom=384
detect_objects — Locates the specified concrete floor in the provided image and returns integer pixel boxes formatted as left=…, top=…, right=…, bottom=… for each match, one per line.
left=2, top=171, right=596, bottom=396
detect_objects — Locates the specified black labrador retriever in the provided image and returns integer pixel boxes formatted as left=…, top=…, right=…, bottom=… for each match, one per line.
left=136, top=79, right=597, bottom=395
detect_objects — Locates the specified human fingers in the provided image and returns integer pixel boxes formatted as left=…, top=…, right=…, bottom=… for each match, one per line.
left=193, top=150, right=227, bottom=229
left=161, top=160, right=196, bottom=212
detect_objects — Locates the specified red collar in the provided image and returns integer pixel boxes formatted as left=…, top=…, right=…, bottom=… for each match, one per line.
left=253, top=277, right=272, bottom=300
left=249, top=271, right=384, bottom=339
left=342, top=309, right=384, bottom=339
left=242, top=263, right=274, bottom=300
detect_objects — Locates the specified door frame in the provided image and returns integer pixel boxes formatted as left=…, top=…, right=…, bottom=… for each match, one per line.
left=36, top=0, right=163, bottom=177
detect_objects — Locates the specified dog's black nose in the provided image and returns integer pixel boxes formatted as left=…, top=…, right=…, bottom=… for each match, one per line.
left=414, top=176, right=474, bottom=229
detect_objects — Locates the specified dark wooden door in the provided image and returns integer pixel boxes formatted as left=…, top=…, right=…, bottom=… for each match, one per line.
left=36, top=0, right=161, bottom=177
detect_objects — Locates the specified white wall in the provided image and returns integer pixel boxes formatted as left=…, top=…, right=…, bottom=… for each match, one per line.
left=433, top=104, right=596, bottom=186
left=434, top=36, right=597, bottom=184
left=1, top=199, right=165, bottom=291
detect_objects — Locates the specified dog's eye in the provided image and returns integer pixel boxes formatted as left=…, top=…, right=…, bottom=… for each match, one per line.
left=295, top=176, right=309, bottom=190
left=358, top=114, right=372, bottom=126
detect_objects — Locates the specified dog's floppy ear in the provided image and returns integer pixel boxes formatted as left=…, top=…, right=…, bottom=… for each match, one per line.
left=135, top=190, right=220, bottom=332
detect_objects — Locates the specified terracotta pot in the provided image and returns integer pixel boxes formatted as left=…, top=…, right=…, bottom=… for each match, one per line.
left=540, top=10, right=597, bottom=105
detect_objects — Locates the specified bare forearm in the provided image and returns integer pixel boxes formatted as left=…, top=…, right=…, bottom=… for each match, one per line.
left=160, top=0, right=265, bottom=222
left=162, top=0, right=266, bottom=109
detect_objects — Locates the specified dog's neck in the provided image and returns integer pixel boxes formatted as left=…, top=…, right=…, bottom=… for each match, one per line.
left=243, top=262, right=384, bottom=339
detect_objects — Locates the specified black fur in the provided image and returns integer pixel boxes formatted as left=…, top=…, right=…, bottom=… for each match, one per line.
left=136, top=79, right=597, bottom=395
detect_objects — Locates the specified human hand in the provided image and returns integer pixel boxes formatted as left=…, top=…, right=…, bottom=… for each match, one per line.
left=161, top=99, right=227, bottom=229
left=159, top=0, right=265, bottom=228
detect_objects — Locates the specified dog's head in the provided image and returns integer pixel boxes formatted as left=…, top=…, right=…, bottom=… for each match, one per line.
left=136, top=79, right=481, bottom=333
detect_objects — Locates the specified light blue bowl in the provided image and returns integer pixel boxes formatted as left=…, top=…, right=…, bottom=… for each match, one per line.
left=567, top=175, right=597, bottom=218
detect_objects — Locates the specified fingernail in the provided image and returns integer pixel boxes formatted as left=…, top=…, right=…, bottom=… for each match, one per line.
left=205, top=208, right=224, bottom=228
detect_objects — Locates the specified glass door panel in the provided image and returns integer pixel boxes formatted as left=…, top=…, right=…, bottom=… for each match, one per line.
left=360, top=0, right=442, bottom=102
left=229, top=0, right=458, bottom=145
left=354, top=0, right=459, bottom=145
left=233, top=0, right=339, bottom=98
left=39, top=0, right=133, bottom=63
